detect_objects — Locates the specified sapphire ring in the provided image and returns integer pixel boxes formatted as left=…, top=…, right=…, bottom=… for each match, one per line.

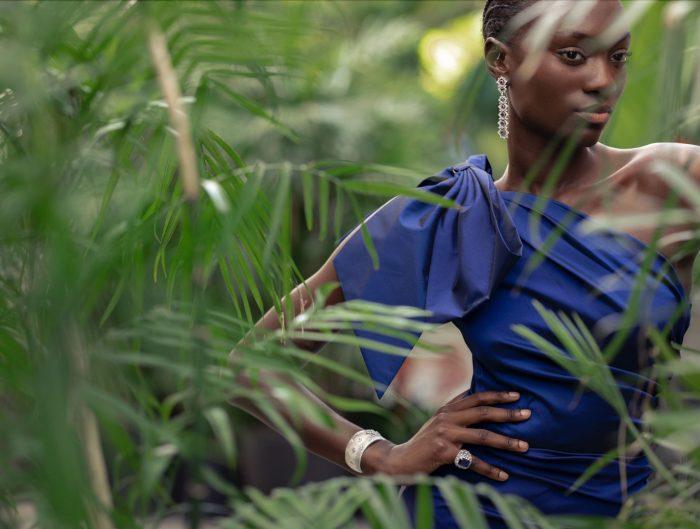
left=454, top=449, right=473, bottom=470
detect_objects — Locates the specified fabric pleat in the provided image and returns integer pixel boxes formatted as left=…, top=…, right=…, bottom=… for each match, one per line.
left=333, top=153, right=692, bottom=528
left=332, top=154, right=523, bottom=398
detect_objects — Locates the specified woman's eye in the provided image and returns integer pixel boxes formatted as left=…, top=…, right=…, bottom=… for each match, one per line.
left=612, top=50, right=632, bottom=63
left=559, top=50, right=585, bottom=62
left=558, top=49, right=632, bottom=65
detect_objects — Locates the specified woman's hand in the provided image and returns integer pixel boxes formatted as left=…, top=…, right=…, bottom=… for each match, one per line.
left=366, top=391, right=531, bottom=481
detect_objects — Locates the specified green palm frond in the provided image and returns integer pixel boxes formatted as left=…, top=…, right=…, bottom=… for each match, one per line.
left=1, top=1, right=699, bottom=528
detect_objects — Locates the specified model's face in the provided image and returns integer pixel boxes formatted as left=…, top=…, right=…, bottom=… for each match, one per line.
left=495, top=0, right=631, bottom=146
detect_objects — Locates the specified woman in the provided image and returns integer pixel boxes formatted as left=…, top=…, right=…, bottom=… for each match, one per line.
left=231, top=0, right=698, bottom=527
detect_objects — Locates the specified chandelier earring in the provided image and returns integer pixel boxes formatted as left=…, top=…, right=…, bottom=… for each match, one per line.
left=497, top=75, right=510, bottom=140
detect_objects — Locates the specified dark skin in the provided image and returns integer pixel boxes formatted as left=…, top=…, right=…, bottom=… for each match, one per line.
left=230, top=226, right=531, bottom=483
left=230, top=0, right=698, bottom=484
left=486, top=0, right=699, bottom=295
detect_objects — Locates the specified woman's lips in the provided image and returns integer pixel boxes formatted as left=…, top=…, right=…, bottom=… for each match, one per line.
left=575, top=110, right=611, bottom=124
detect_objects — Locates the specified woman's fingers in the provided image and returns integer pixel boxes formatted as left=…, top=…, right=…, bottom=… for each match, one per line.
left=451, top=427, right=529, bottom=452
left=445, top=391, right=520, bottom=412
left=470, top=454, right=510, bottom=481
left=449, top=445, right=509, bottom=481
left=431, top=390, right=530, bottom=482
left=452, top=405, right=531, bottom=426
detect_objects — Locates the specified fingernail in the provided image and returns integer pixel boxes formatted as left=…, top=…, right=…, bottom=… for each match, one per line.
left=519, top=409, right=531, bottom=417
left=509, top=392, right=519, bottom=398
left=519, top=441, right=528, bottom=450
left=499, top=471, right=508, bottom=480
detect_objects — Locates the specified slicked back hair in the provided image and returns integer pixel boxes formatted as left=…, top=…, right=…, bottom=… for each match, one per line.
left=481, top=0, right=536, bottom=45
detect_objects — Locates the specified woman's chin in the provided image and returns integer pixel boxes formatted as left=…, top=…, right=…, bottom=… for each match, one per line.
left=575, top=128, right=604, bottom=147
left=557, top=116, right=605, bottom=147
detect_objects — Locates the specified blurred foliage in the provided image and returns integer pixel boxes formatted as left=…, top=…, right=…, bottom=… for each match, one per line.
left=0, top=1, right=699, bottom=528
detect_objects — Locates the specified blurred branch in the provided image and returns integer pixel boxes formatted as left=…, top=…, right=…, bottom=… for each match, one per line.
left=70, top=325, right=115, bottom=529
left=148, top=24, right=200, bottom=203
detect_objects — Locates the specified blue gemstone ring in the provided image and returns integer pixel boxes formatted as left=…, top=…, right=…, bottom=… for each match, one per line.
left=454, top=449, right=473, bottom=470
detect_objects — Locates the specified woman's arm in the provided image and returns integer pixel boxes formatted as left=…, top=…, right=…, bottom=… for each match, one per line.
left=228, top=251, right=394, bottom=475
left=228, top=239, right=532, bottom=480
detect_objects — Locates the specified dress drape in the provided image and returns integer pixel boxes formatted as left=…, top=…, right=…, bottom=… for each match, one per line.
left=332, top=154, right=692, bottom=528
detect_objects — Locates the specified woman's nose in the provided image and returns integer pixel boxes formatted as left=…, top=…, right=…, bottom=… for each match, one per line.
left=583, top=56, right=623, bottom=99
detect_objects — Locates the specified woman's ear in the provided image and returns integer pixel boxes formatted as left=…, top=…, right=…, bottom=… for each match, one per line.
left=484, top=37, right=510, bottom=80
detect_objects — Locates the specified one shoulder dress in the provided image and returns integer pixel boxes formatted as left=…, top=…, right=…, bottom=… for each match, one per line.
left=331, top=154, right=693, bottom=528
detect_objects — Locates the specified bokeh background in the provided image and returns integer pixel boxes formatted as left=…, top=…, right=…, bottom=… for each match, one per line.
left=1, top=1, right=699, bottom=528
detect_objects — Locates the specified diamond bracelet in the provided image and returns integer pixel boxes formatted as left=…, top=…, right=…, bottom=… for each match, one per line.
left=344, top=429, right=386, bottom=474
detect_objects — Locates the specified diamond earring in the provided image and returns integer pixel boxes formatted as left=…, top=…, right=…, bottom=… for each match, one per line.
left=497, top=75, right=510, bottom=140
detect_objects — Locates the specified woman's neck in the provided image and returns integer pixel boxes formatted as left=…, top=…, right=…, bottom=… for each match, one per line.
left=493, top=142, right=622, bottom=199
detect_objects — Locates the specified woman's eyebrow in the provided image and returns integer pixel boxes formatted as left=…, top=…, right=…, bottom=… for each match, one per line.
left=615, top=31, right=632, bottom=44
left=553, top=30, right=632, bottom=46
left=554, top=31, right=632, bottom=42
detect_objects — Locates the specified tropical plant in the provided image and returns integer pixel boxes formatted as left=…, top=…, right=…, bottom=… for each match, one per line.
left=0, top=1, right=698, bottom=529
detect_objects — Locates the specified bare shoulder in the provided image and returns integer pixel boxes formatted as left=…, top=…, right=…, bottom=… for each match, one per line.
left=606, top=141, right=700, bottom=167
left=643, top=142, right=700, bottom=207
left=614, top=142, right=700, bottom=209
left=636, top=142, right=700, bottom=177
left=638, top=141, right=700, bottom=169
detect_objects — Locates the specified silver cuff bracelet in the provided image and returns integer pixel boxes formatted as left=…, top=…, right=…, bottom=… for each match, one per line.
left=344, top=429, right=385, bottom=474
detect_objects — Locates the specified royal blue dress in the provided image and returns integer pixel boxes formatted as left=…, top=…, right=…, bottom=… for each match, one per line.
left=332, top=154, right=692, bottom=528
